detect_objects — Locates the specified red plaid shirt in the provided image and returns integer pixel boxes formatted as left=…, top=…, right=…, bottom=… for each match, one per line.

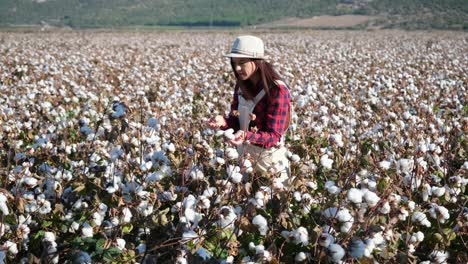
left=223, top=81, right=291, bottom=148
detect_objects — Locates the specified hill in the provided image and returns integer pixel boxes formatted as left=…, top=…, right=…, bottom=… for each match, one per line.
left=0, top=0, right=466, bottom=30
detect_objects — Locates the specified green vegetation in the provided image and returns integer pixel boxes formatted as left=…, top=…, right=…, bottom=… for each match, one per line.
left=0, top=0, right=466, bottom=30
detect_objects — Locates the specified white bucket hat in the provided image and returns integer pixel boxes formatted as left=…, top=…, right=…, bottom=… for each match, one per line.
left=224, top=35, right=267, bottom=59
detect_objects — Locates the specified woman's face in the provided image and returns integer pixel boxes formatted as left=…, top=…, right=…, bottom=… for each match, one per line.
left=232, top=58, right=257, bottom=81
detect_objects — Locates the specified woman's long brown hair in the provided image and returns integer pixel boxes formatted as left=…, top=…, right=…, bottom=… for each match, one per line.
left=230, top=59, right=283, bottom=100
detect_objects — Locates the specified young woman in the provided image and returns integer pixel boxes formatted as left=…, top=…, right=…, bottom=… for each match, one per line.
left=207, top=35, right=291, bottom=185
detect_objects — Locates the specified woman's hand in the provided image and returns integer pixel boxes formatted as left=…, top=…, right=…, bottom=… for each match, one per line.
left=229, top=130, right=246, bottom=146
left=207, top=115, right=227, bottom=129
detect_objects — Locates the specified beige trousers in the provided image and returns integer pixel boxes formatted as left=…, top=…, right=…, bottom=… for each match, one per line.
left=237, top=144, right=290, bottom=185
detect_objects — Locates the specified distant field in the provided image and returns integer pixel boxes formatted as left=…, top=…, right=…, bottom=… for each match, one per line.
left=257, top=15, right=380, bottom=28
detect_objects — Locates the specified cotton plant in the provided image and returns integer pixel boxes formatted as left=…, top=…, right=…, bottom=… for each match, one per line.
left=0, top=31, right=466, bottom=263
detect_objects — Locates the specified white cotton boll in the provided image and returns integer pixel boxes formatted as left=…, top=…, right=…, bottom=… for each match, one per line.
left=217, top=206, right=237, bottom=229
left=255, top=244, right=265, bottom=255
left=397, top=159, right=414, bottom=174
left=294, top=191, right=302, bottom=202
left=252, top=215, right=268, bottom=235
left=295, top=252, right=307, bottom=262
left=364, top=191, right=380, bottom=207
left=429, top=204, right=450, bottom=223
left=0, top=193, right=9, bottom=216
left=320, top=154, right=333, bottom=170
left=408, top=200, right=416, bottom=211
left=408, top=244, right=416, bottom=254
left=92, top=212, right=103, bottom=226
left=196, top=248, right=212, bottom=260
left=75, top=251, right=92, bottom=263
left=136, top=243, right=146, bottom=254
left=327, top=185, right=341, bottom=194
left=38, top=200, right=52, bottom=214
left=293, top=227, right=309, bottom=246
left=323, top=207, right=338, bottom=219
left=224, top=129, right=235, bottom=140
left=43, top=232, right=56, bottom=242
left=122, top=207, right=132, bottom=223
left=340, top=221, right=353, bottom=233
left=363, top=239, right=375, bottom=257
left=166, top=143, right=176, bottom=153
left=431, top=186, right=445, bottom=197
left=215, top=130, right=225, bottom=137
left=140, top=161, right=153, bottom=171
left=324, top=180, right=335, bottom=189
left=106, top=186, right=118, bottom=194
left=411, top=231, right=425, bottom=243
left=138, top=201, right=154, bottom=217
left=69, top=221, right=80, bottom=233
left=81, top=222, right=93, bottom=238
left=367, top=180, right=377, bottom=190
left=330, top=133, right=344, bottom=148
left=249, top=242, right=256, bottom=251
left=348, top=238, right=365, bottom=259
left=227, top=165, right=242, bottom=183
left=306, top=180, right=318, bottom=190
left=347, top=188, right=363, bottom=204
left=116, top=238, right=126, bottom=250
left=422, top=183, right=431, bottom=201
left=379, top=201, right=391, bottom=214
left=147, top=118, right=159, bottom=129
left=291, top=154, right=300, bottom=163
left=189, top=167, right=204, bottom=180
left=412, top=212, right=431, bottom=227
left=319, top=233, right=335, bottom=247
left=328, top=243, right=345, bottom=263
left=281, top=230, right=291, bottom=240
left=430, top=250, right=449, bottom=263
left=199, top=196, right=211, bottom=209
left=202, top=187, right=217, bottom=198
left=22, top=177, right=38, bottom=187
left=225, top=148, right=239, bottom=160
left=182, top=231, right=199, bottom=243
left=336, top=209, right=353, bottom=223
left=216, top=157, right=225, bottom=165
left=4, top=241, right=18, bottom=255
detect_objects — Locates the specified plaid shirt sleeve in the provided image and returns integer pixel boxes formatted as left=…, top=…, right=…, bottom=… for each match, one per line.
left=246, top=84, right=290, bottom=148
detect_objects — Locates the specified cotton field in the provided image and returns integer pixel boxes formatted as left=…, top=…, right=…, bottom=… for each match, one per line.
left=0, top=30, right=467, bottom=263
